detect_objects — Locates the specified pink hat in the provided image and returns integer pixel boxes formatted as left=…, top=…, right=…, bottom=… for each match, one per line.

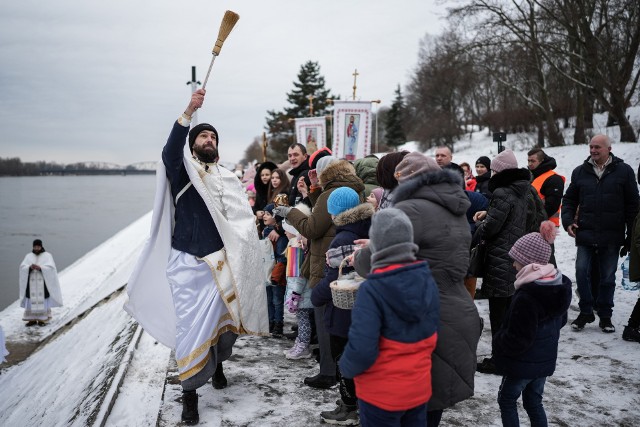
left=491, top=149, right=518, bottom=173
left=509, top=221, right=557, bottom=265
left=371, top=187, right=384, bottom=205
left=394, top=152, right=441, bottom=182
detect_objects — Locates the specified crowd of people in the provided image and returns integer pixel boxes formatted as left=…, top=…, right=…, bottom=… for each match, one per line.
left=238, top=132, right=639, bottom=427
left=31, top=88, right=634, bottom=426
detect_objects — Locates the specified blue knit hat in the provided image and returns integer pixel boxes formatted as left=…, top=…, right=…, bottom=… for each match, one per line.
left=263, top=203, right=283, bottom=222
left=327, top=187, right=360, bottom=216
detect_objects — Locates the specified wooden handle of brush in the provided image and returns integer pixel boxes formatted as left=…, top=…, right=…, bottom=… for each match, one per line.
left=212, top=10, right=240, bottom=55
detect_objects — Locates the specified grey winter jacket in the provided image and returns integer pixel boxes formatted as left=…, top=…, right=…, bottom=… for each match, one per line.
left=477, top=168, right=533, bottom=297
left=358, top=169, right=482, bottom=411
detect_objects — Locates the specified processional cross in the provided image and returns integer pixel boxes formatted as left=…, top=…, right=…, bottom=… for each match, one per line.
left=352, top=69, right=359, bottom=100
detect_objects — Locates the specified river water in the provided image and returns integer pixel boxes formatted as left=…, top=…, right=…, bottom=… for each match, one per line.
left=0, top=175, right=156, bottom=311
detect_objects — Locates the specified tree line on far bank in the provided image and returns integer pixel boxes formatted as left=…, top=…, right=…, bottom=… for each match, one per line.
left=0, top=157, right=154, bottom=176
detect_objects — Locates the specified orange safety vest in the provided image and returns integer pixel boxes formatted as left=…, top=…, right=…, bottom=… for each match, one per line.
left=532, top=170, right=566, bottom=226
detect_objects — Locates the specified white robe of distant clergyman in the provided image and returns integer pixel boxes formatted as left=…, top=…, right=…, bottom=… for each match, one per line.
left=125, top=144, right=269, bottom=385
left=0, top=325, right=8, bottom=363
left=19, top=251, right=63, bottom=321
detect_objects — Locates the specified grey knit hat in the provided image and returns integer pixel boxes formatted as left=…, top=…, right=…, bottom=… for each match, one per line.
left=369, top=208, right=413, bottom=253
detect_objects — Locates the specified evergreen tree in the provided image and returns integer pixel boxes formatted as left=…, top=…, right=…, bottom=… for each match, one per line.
left=385, top=85, right=407, bottom=148
left=265, top=61, right=338, bottom=161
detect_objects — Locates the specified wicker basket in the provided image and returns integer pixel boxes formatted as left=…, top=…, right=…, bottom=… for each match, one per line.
left=330, top=258, right=365, bottom=310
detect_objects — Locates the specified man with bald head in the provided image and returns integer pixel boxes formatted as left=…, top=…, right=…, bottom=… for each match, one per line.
left=434, top=146, right=453, bottom=167
left=562, top=134, right=639, bottom=334
left=434, top=146, right=465, bottom=182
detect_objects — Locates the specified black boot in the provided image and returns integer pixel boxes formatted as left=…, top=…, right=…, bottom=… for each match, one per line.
left=272, top=322, right=284, bottom=337
left=304, top=373, right=337, bottom=389
left=269, top=321, right=275, bottom=334
left=476, top=357, right=498, bottom=375
left=212, top=362, right=228, bottom=389
left=181, top=390, right=199, bottom=425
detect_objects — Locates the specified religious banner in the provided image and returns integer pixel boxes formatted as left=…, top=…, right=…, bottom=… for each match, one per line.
left=295, top=117, right=326, bottom=153
left=332, top=101, right=372, bottom=161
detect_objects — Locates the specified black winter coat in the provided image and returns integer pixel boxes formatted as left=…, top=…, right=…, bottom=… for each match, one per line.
left=561, top=155, right=639, bottom=247
left=493, top=274, right=572, bottom=379
left=287, top=161, right=310, bottom=207
left=474, top=171, right=492, bottom=199
left=477, top=168, right=532, bottom=297
left=530, top=155, right=565, bottom=219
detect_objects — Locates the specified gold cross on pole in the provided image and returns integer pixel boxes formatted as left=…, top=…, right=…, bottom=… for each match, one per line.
left=307, top=94, right=315, bottom=116
left=262, top=132, right=267, bottom=162
left=352, top=69, right=359, bottom=101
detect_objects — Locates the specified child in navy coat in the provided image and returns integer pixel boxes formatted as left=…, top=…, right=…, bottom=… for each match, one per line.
left=339, top=208, right=440, bottom=427
left=494, top=220, right=572, bottom=427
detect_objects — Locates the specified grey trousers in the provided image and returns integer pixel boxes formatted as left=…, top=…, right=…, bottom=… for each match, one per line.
left=314, top=305, right=336, bottom=377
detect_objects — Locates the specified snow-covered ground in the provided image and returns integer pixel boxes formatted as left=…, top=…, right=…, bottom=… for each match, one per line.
left=0, top=109, right=639, bottom=426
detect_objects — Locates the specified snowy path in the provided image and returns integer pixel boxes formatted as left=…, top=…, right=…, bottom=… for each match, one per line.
left=0, top=292, right=138, bottom=426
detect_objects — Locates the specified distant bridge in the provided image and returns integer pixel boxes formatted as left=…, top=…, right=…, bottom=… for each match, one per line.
left=37, top=169, right=155, bottom=176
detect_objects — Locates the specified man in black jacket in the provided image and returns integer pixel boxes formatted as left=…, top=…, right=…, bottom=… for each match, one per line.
left=561, top=134, right=639, bottom=333
left=528, top=148, right=565, bottom=226
left=528, top=147, right=565, bottom=266
left=287, top=143, right=310, bottom=206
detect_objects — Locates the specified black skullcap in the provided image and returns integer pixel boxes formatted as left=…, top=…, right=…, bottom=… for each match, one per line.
left=33, top=239, right=43, bottom=246
left=188, top=123, right=219, bottom=150
left=475, top=156, right=491, bottom=170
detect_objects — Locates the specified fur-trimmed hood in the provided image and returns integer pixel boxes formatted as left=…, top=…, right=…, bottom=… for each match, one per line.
left=488, top=167, right=531, bottom=193
left=319, top=160, right=365, bottom=193
left=333, top=202, right=375, bottom=227
left=392, top=168, right=470, bottom=217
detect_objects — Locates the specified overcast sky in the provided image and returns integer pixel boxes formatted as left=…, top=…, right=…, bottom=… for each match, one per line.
left=0, top=1, right=446, bottom=166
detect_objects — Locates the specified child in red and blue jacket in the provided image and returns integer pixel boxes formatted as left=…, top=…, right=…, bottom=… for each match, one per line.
left=339, top=208, right=440, bottom=427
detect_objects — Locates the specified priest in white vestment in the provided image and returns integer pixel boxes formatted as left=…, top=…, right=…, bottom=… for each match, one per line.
left=18, top=239, right=63, bottom=326
left=125, top=88, right=269, bottom=425
left=0, top=325, right=9, bottom=363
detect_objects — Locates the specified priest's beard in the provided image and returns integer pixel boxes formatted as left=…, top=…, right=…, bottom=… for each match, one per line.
left=193, top=145, right=219, bottom=164
left=32, top=248, right=44, bottom=255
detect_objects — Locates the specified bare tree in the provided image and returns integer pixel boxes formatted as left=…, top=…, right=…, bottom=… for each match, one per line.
left=405, top=31, right=477, bottom=149
left=450, top=0, right=567, bottom=146
left=537, top=0, right=640, bottom=142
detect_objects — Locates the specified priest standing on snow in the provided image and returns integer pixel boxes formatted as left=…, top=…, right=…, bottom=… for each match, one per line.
left=19, top=239, right=63, bottom=326
left=125, top=88, right=269, bottom=425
